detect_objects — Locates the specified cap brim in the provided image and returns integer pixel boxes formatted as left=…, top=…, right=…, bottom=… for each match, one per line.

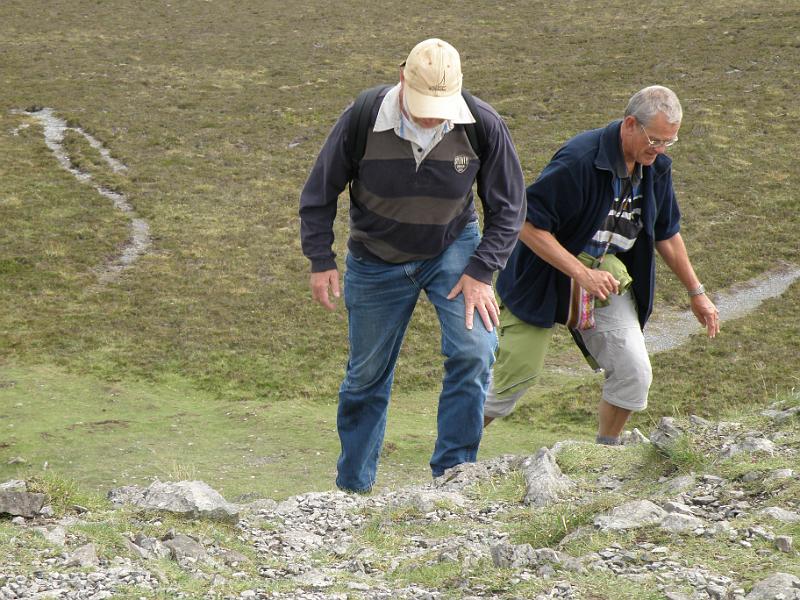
left=404, top=85, right=463, bottom=121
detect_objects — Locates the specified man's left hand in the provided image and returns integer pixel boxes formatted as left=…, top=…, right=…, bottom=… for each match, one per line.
left=691, top=294, right=720, bottom=338
left=447, top=274, right=500, bottom=331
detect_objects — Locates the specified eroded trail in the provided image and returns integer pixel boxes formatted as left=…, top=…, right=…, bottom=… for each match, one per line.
left=645, top=262, right=800, bottom=354
left=14, top=108, right=151, bottom=284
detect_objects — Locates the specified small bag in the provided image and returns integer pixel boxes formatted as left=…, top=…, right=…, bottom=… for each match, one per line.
left=567, top=178, right=634, bottom=331
left=567, top=279, right=595, bottom=330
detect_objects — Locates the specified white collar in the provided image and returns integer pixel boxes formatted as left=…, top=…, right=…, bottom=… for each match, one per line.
left=373, top=83, right=476, bottom=133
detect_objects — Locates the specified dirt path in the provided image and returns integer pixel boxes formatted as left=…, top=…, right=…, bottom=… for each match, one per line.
left=645, top=262, right=800, bottom=354
left=13, top=108, right=151, bottom=284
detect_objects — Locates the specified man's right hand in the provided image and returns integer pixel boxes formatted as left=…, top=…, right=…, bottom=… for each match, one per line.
left=310, top=269, right=340, bottom=310
left=574, top=266, right=619, bottom=301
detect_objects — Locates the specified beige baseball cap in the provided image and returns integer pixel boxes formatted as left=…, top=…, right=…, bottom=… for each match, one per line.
left=402, top=38, right=464, bottom=120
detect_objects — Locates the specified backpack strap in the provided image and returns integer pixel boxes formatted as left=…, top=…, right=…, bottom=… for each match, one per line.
left=347, top=84, right=392, bottom=180
left=346, top=85, right=487, bottom=180
left=460, top=90, right=487, bottom=162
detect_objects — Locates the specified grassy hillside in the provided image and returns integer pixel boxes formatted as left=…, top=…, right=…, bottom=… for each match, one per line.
left=1, top=0, right=798, bottom=497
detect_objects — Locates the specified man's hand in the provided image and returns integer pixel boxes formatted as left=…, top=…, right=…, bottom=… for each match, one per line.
left=690, top=294, right=720, bottom=338
left=310, top=269, right=340, bottom=311
left=447, top=274, right=500, bottom=331
left=574, top=266, right=619, bottom=301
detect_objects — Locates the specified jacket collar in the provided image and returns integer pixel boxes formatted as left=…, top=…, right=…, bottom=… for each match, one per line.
left=595, top=119, right=643, bottom=182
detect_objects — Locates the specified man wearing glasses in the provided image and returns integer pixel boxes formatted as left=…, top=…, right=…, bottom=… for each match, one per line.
left=483, top=85, right=720, bottom=445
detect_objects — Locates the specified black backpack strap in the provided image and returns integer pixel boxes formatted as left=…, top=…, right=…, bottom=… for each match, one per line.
left=346, top=86, right=486, bottom=179
left=460, top=90, right=487, bottom=161
left=346, top=84, right=392, bottom=180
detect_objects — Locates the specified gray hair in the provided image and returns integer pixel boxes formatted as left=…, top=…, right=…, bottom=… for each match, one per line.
left=624, top=85, right=682, bottom=126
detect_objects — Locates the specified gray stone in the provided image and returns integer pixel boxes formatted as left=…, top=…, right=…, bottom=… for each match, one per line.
left=664, top=474, right=696, bottom=494
left=108, top=480, right=239, bottom=522
left=490, top=542, right=536, bottom=568
left=0, top=491, right=46, bottom=518
left=64, top=543, right=99, bottom=568
left=620, top=428, right=649, bottom=445
left=760, top=507, right=800, bottom=523
left=521, top=447, right=573, bottom=507
left=763, top=406, right=800, bottom=423
left=664, top=501, right=696, bottom=516
left=395, top=490, right=467, bottom=513
left=660, top=513, right=705, bottom=534
left=162, top=533, right=207, bottom=562
left=124, top=538, right=150, bottom=560
left=217, top=548, right=249, bottom=566
left=745, top=573, right=800, bottom=599
left=775, top=535, right=793, bottom=553
left=595, top=500, right=667, bottom=531
left=281, top=529, right=324, bottom=551
left=766, top=469, right=795, bottom=481
left=689, top=415, right=713, bottom=428
left=433, top=455, right=521, bottom=490
left=650, top=417, right=684, bottom=451
left=0, top=480, right=26, bottom=492
left=33, top=526, right=66, bottom=547
left=722, top=437, right=777, bottom=458
left=295, top=570, right=335, bottom=588
left=132, top=534, right=170, bottom=559
left=743, top=471, right=763, bottom=483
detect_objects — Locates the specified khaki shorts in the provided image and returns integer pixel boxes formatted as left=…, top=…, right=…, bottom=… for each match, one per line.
left=484, top=291, right=652, bottom=418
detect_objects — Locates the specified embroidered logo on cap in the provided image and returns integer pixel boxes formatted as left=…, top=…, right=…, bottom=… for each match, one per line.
left=453, top=155, right=469, bottom=173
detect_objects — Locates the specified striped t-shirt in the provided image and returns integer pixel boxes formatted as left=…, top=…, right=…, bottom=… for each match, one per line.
left=583, top=175, right=643, bottom=258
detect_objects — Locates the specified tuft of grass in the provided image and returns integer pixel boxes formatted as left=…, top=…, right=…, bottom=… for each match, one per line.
left=503, top=495, right=623, bottom=549
left=653, top=434, right=710, bottom=474
left=25, top=472, right=109, bottom=515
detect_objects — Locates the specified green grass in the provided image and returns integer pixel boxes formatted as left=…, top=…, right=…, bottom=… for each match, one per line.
left=1, top=0, right=799, bottom=500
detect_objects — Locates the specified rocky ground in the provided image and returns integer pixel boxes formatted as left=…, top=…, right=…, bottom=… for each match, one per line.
left=1, top=399, right=799, bottom=599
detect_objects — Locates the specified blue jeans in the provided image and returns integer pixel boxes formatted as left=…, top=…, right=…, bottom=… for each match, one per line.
left=337, top=222, right=497, bottom=492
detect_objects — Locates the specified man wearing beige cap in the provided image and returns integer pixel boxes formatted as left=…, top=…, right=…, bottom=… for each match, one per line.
left=300, top=38, right=525, bottom=493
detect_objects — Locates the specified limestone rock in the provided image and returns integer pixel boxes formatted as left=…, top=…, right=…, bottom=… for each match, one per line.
left=663, top=473, right=696, bottom=494
left=745, top=573, right=800, bottom=599
left=64, top=543, right=99, bottom=567
left=0, top=480, right=27, bottom=492
left=162, top=533, right=207, bottom=561
left=760, top=507, right=800, bottom=523
left=660, top=512, right=705, bottom=534
left=722, top=437, right=776, bottom=458
left=0, top=491, right=46, bottom=518
left=108, top=480, right=239, bottom=522
left=620, top=428, right=649, bottom=445
left=33, top=525, right=66, bottom=547
left=775, top=535, right=794, bottom=553
left=650, top=417, right=684, bottom=451
left=766, top=468, right=795, bottom=481
left=490, top=542, right=536, bottom=569
left=522, top=447, right=573, bottom=507
left=394, top=489, right=467, bottom=513
left=664, top=501, right=696, bottom=516
left=594, top=500, right=667, bottom=531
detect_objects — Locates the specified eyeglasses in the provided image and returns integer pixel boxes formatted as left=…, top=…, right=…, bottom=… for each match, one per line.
left=639, top=123, right=678, bottom=148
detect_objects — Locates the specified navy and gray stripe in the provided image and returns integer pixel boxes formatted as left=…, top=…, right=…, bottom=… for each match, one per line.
left=583, top=178, right=644, bottom=258
left=299, top=90, right=525, bottom=283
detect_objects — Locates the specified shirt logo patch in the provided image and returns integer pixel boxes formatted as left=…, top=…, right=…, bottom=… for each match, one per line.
left=453, top=155, right=469, bottom=174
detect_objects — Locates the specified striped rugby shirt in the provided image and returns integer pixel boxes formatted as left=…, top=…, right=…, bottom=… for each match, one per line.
left=583, top=166, right=644, bottom=258
left=299, top=86, right=525, bottom=284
